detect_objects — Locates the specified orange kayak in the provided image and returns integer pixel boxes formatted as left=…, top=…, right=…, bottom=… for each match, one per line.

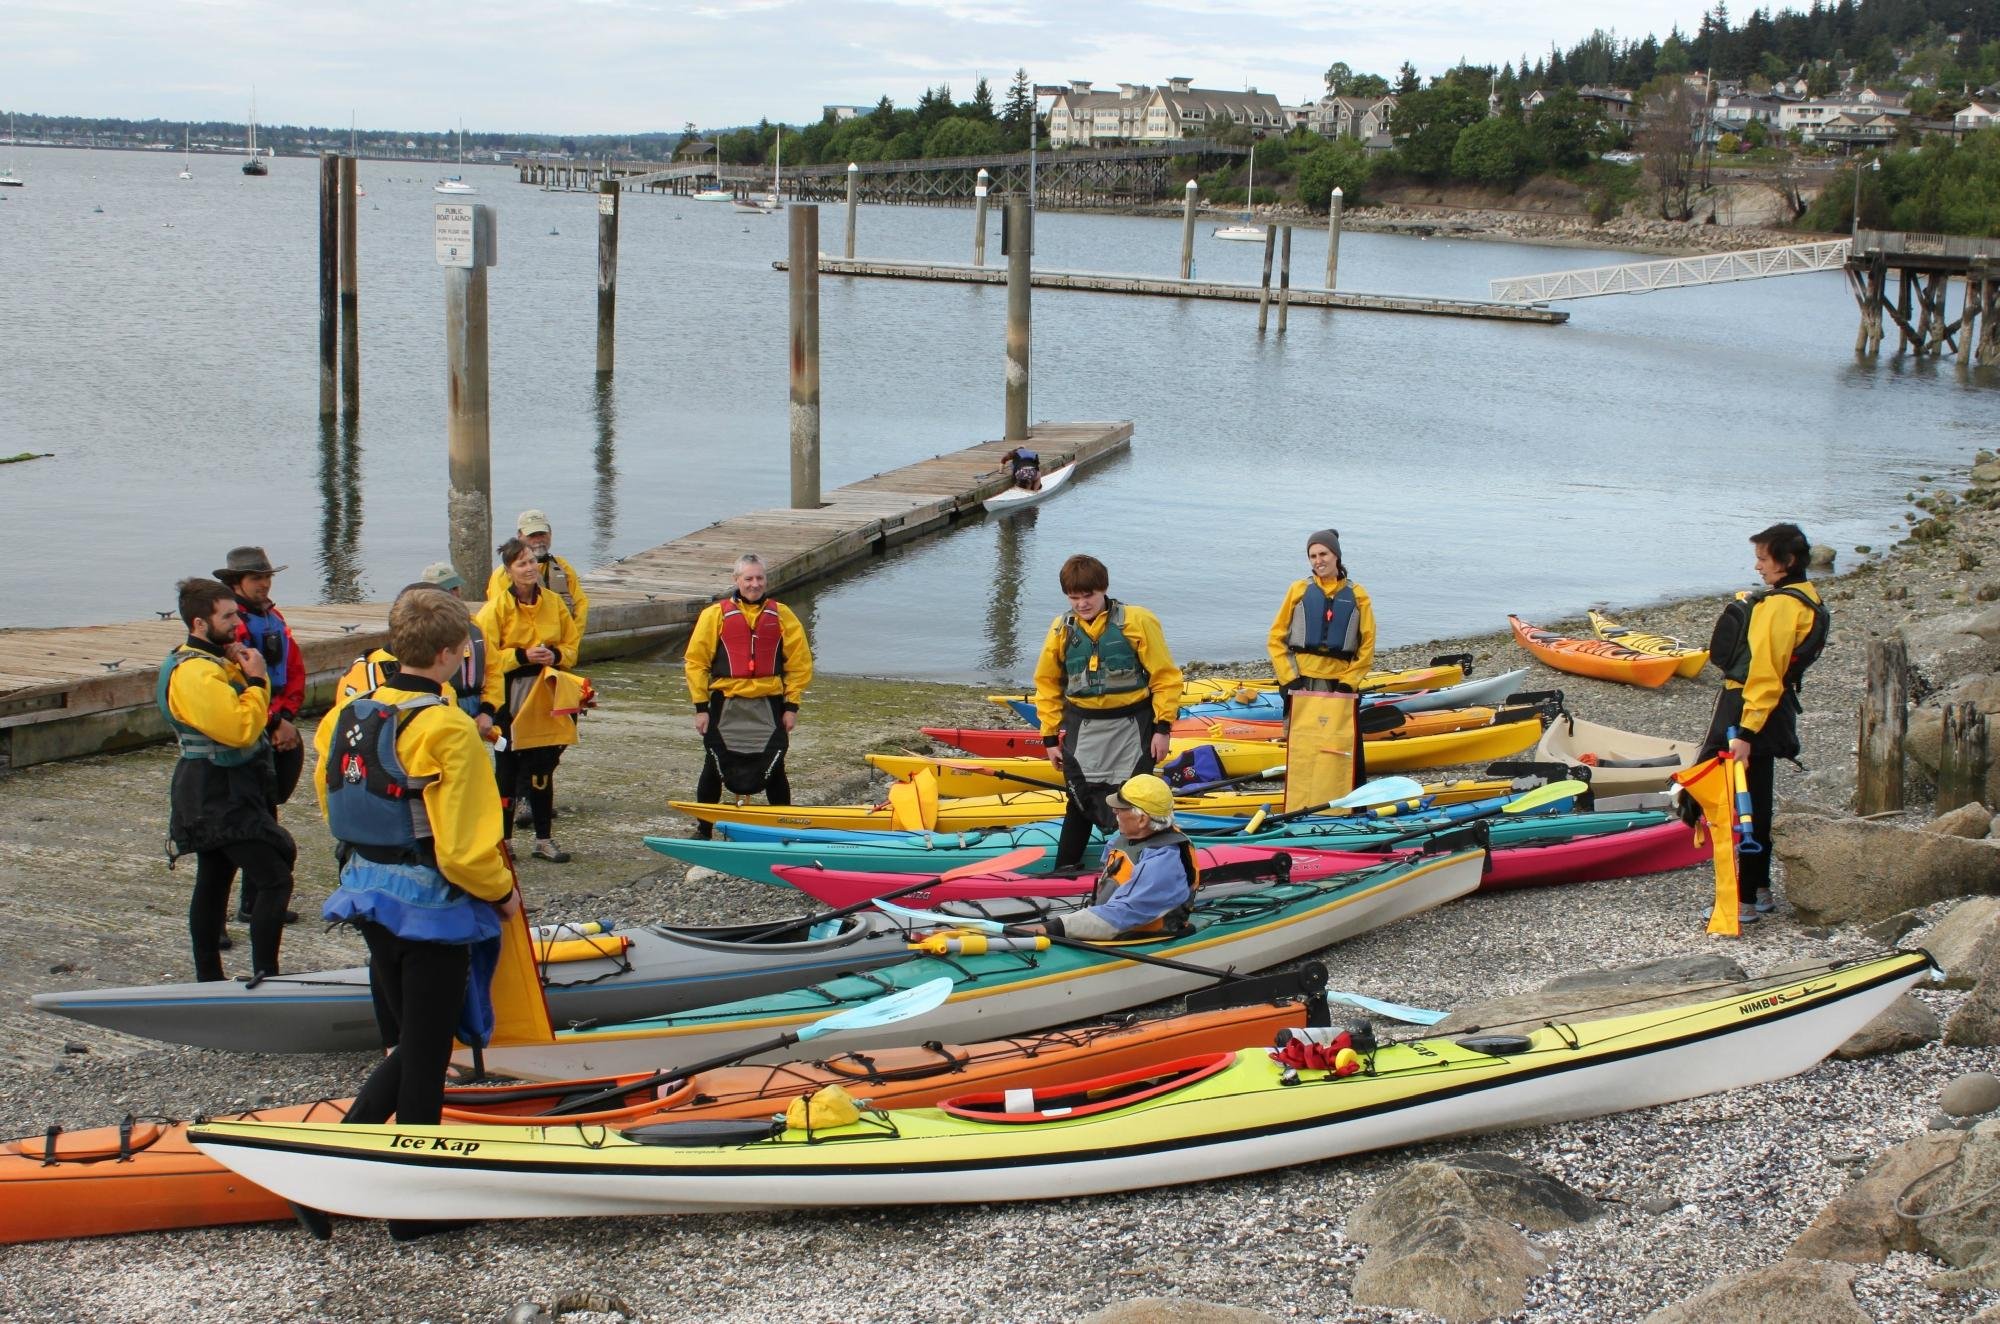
left=0, top=998, right=1306, bottom=1243
left=1509, top=616, right=1680, bottom=689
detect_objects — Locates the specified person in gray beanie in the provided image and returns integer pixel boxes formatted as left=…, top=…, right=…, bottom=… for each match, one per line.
left=1266, top=528, right=1377, bottom=776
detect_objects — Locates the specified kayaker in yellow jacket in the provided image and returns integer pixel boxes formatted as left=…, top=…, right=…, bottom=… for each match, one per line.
left=483, top=509, right=588, bottom=635
left=477, top=538, right=585, bottom=863
left=1267, top=529, right=1377, bottom=780
left=1699, top=521, right=1830, bottom=923
left=683, top=553, right=814, bottom=837
left=157, top=577, right=297, bottom=983
left=1032, top=554, right=1184, bottom=872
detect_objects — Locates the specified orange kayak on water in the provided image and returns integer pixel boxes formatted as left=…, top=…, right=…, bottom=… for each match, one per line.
left=1509, top=616, right=1680, bottom=689
left=0, top=998, right=1308, bottom=1243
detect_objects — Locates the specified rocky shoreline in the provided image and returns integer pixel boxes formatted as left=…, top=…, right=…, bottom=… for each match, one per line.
left=3, top=459, right=2000, bottom=1321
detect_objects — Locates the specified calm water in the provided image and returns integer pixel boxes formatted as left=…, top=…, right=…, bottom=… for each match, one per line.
left=5, top=145, right=1996, bottom=681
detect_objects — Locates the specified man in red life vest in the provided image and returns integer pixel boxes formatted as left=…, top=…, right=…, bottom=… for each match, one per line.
left=683, top=553, right=814, bottom=838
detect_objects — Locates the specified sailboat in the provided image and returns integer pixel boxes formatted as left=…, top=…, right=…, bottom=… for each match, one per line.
left=348, top=116, right=366, bottom=196
left=178, top=126, right=193, bottom=180
left=0, top=116, right=23, bottom=188
left=434, top=119, right=475, bottom=194
left=1213, top=144, right=1263, bottom=242
left=242, top=94, right=268, bottom=176
left=692, top=138, right=730, bottom=201
left=734, top=127, right=782, bottom=213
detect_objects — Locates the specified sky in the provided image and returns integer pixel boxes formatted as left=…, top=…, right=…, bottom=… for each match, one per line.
left=6, top=0, right=1717, bottom=134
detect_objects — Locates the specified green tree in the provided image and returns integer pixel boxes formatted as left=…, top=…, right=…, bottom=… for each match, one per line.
left=1349, top=73, right=1392, bottom=96
left=970, top=76, right=996, bottom=121
left=924, top=116, right=1000, bottom=158
left=1395, top=61, right=1421, bottom=95
left=1527, top=86, right=1595, bottom=170
left=1452, top=115, right=1530, bottom=183
left=1295, top=138, right=1372, bottom=209
left=1392, top=81, right=1487, bottom=177
left=1743, top=117, right=1769, bottom=148
left=1002, top=68, right=1034, bottom=148
left=1658, top=32, right=1692, bottom=74
left=1324, top=61, right=1354, bottom=93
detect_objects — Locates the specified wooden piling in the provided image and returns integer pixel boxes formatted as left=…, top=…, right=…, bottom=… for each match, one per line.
left=445, top=205, right=496, bottom=596
left=318, top=155, right=338, bottom=418
left=973, top=169, right=989, bottom=267
left=1856, top=633, right=1908, bottom=815
left=1005, top=196, right=1032, bottom=442
left=1180, top=180, right=1197, bottom=280
left=1937, top=702, right=1992, bottom=814
left=845, top=162, right=858, bottom=261
left=1325, top=187, right=1344, bottom=290
left=1256, top=227, right=1275, bottom=333
left=788, top=205, right=821, bottom=509
left=338, top=156, right=359, bottom=416
left=596, top=179, right=620, bottom=375
left=1276, top=225, right=1293, bottom=335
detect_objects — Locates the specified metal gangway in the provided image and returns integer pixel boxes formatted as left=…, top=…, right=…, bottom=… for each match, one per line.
left=1489, top=239, right=1852, bottom=304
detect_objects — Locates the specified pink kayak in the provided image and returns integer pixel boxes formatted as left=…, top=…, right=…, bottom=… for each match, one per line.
left=771, top=844, right=1385, bottom=910
left=1479, top=820, right=1707, bottom=891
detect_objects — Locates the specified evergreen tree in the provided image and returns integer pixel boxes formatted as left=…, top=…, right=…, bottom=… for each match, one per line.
left=1396, top=61, right=1421, bottom=94
left=971, top=76, right=996, bottom=121
left=1002, top=68, right=1034, bottom=147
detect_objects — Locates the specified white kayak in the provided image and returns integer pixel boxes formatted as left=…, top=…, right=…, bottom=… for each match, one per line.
left=983, top=461, right=1076, bottom=514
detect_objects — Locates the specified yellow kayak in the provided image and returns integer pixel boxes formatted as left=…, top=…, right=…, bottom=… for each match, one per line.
left=985, top=659, right=1470, bottom=722
left=868, top=721, right=1541, bottom=796
left=669, top=774, right=1525, bottom=833
left=1586, top=611, right=1709, bottom=679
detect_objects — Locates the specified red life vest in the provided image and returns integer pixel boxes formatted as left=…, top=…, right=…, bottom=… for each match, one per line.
left=713, top=597, right=786, bottom=680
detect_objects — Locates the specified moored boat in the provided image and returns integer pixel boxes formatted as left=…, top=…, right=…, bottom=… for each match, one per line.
left=188, top=952, right=1936, bottom=1223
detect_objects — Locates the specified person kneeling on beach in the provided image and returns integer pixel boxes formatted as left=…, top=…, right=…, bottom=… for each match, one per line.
left=1015, top=775, right=1199, bottom=941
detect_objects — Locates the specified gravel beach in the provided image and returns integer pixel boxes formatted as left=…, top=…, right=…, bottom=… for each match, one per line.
left=3, top=465, right=1998, bottom=1323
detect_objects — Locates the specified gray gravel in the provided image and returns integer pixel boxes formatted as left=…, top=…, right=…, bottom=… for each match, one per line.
left=4, top=465, right=2000, bottom=1322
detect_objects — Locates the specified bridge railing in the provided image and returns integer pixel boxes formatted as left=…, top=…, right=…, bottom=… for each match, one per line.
left=1854, top=229, right=2000, bottom=260
left=1489, top=240, right=1853, bottom=303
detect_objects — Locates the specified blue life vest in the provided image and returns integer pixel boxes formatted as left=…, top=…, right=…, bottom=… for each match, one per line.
left=238, top=604, right=291, bottom=692
left=321, top=692, right=501, bottom=947
left=1061, top=603, right=1148, bottom=699
left=1287, top=581, right=1361, bottom=660
left=457, top=622, right=488, bottom=719
left=154, top=646, right=265, bottom=767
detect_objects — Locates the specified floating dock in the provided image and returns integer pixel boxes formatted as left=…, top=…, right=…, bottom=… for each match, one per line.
left=0, top=423, right=1130, bottom=769
left=778, top=257, right=1569, bottom=324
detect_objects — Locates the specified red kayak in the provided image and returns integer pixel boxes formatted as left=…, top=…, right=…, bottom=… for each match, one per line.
left=772, top=821, right=1707, bottom=909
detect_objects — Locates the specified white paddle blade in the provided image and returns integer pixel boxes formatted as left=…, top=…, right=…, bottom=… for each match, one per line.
left=1328, top=776, right=1425, bottom=809
left=874, top=898, right=1007, bottom=935
left=1327, top=990, right=1450, bottom=1025
left=799, top=976, right=956, bottom=1041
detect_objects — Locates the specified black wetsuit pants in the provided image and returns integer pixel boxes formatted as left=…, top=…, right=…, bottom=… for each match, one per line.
left=190, top=840, right=293, bottom=981
left=496, top=745, right=563, bottom=839
left=1736, top=753, right=1776, bottom=904
left=345, top=922, right=473, bottom=1128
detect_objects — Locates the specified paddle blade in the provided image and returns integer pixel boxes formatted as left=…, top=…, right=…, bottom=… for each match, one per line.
left=1326, top=990, right=1450, bottom=1025
left=799, top=976, right=956, bottom=1040
left=1499, top=778, right=1588, bottom=815
left=1330, top=776, right=1424, bottom=809
left=875, top=899, right=1005, bottom=935
left=939, top=845, right=1047, bottom=882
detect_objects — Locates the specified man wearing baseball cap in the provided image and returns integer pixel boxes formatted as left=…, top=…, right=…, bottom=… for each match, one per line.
left=1014, top=773, right=1199, bottom=942
left=483, top=511, right=588, bottom=633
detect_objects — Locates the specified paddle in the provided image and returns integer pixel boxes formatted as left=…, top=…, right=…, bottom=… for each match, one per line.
left=876, top=897, right=1256, bottom=984
left=1371, top=779, right=1588, bottom=848
left=740, top=844, right=1050, bottom=943
left=542, top=976, right=957, bottom=1118
left=1241, top=775, right=1427, bottom=834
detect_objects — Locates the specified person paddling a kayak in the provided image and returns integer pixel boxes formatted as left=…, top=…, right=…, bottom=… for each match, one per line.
left=1015, top=774, right=1198, bottom=939
left=1268, top=529, right=1377, bottom=782
left=1032, top=555, right=1185, bottom=872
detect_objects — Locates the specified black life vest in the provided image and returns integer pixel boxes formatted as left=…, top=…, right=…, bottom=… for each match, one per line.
left=1287, top=581, right=1362, bottom=660
left=712, top=598, right=786, bottom=681
left=1709, top=584, right=1829, bottom=690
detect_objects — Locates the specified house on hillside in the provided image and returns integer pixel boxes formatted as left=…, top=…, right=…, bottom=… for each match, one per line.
left=674, top=139, right=716, bottom=164
left=822, top=105, right=868, bottom=123
left=1577, top=86, right=1635, bottom=127
left=1713, top=91, right=1785, bottom=128
left=1957, top=100, right=2000, bottom=133
left=1047, top=80, right=1153, bottom=146
left=1780, top=94, right=1909, bottom=144
left=1311, top=94, right=1395, bottom=152
left=1138, top=78, right=1286, bottom=141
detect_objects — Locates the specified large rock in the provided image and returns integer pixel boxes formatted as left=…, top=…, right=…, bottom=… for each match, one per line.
left=1772, top=814, right=2000, bottom=925
left=1436, top=956, right=1746, bottom=1034
left=1922, top=896, right=2000, bottom=988
left=1080, top=1299, right=1278, bottom=1324
left=1642, top=1260, right=1867, bottom=1324
left=1788, top=1131, right=1967, bottom=1261
left=1946, top=977, right=2000, bottom=1047
left=1949, top=675, right=2000, bottom=716
left=1917, top=1120, right=2000, bottom=1271
left=1967, top=606, right=2000, bottom=646
left=1942, top=1073, right=2000, bottom=1118
left=1908, top=708, right=1945, bottom=775
left=1348, top=1152, right=1598, bottom=1244
left=1832, top=992, right=1940, bottom=1059
left=1928, top=801, right=1994, bottom=839
left=1349, top=1212, right=1547, bottom=1323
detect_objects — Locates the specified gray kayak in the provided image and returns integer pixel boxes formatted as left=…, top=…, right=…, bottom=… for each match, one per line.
left=30, top=913, right=918, bottom=1055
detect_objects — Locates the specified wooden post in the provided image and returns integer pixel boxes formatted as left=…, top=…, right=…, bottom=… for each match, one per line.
left=338, top=156, right=359, bottom=416
left=1276, top=225, right=1293, bottom=335
left=1325, top=187, right=1344, bottom=290
left=441, top=203, right=497, bottom=595
left=972, top=168, right=990, bottom=267
left=787, top=205, right=821, bottom=509
left=1256, top=226, right=1276, bottom=333
left=1179, top=179, right=1197, bottom=280
left=1004, top=195, right=1031, bottom=442
left=844, top=162, right=858, bottom=260
left=1856, top=633, right=1908, bottom=815
left=596, top=179, right=620, bottom=375
left=1938, top=702, right=1992, bottom=814
left=318, top=154, right=338, bottom=417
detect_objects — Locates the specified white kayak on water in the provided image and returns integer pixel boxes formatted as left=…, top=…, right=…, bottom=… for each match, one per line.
left=983, top=461, right=1076, bottom=515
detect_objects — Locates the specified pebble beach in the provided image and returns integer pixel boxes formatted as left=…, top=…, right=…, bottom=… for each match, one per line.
left=3, top=462, right=1998, bottom=1322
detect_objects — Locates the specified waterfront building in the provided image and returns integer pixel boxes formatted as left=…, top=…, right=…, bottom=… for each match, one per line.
left=1310, top=94, right=1395, bottom=153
